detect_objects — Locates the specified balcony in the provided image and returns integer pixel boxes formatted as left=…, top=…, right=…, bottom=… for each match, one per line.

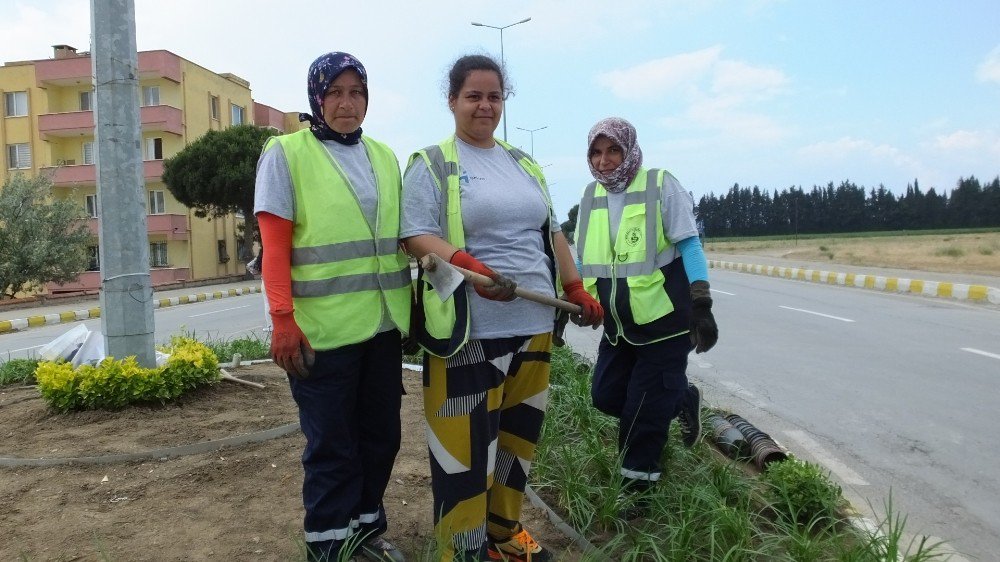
left=42, top=160, right=166, bottom=188
left=35, top=49, right=182, bottom=87
left=147, top=214, right=190, bottom=240
left=37, top=106, right=182, bottom=140
left=46, top=267, right=191, bottom=295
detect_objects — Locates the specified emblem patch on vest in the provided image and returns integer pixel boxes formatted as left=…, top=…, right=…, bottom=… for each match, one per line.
left=625, top=226, right=642, bottom=247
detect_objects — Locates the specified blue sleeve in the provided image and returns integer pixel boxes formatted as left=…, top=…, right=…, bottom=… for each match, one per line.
left=676, top=236, right=708, bottom=282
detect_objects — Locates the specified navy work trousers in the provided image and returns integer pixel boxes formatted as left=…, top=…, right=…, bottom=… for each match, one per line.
left=287, top=328, right=403, bottom=556
left=591, top=334, right=691, bottom=477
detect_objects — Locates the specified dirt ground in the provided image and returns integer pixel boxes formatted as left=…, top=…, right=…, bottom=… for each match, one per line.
left=0, top=364, right=575, bottom=561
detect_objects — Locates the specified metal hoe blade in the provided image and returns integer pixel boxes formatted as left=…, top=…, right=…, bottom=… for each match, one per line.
left=421, top=253, right=465, bottom=302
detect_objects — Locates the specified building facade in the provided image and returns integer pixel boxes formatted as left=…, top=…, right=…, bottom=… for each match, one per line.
left=0, top=45, right=299, bottom=293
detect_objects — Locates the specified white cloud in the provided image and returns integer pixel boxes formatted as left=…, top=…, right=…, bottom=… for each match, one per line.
left=976, top=45, right=1000, bottom=84
left=799, top=137, right=923, bottom=171
left=712, top=59, right=789, bottom=98
left=596, top=46, right=723, bottom=101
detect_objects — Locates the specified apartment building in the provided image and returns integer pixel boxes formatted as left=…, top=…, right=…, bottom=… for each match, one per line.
left=0, top=44, right=300, bottom=293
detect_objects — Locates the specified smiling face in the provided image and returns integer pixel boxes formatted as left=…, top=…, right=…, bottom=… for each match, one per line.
left=321, top=69, right=367, bottom=134
left=449, top=69, right=503, bottom=148
left=589, top=135, right=624, bottom=174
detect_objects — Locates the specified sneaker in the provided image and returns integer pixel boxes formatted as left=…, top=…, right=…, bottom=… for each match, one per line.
left=359, top=535, right=406, bottom=562
left=487, top=526, right=552, bottom=561
left=677, top=384, right=702, bottom=448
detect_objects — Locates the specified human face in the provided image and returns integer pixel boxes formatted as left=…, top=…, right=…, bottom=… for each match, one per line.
left=589, top=136, right=624, bottom=173
left=449, top=70, right=503, bottom=148
left=321, top=69, right=367, bottom=134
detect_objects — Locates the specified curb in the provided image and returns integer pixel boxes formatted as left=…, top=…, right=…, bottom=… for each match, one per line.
left=709, top=260, right=1000, bottom=304
left=0, top=285, right=262, bottom=335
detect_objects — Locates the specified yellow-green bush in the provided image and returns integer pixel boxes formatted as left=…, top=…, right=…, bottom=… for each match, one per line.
left=35, top=337, right=220, bottom=412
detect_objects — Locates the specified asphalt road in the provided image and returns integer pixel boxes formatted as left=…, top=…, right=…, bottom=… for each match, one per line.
left=4, top=274, right=1000, bottom=559
left=679, top=270, right=998, bottom=561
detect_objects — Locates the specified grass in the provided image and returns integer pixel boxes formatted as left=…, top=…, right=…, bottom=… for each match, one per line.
left=197, top=331, right=270, bottom=363
left=532, top=346, right=948, bottom=561
left=0, top=357, right=39, bottom=386
left=705, top=229, right=1000, bottom=276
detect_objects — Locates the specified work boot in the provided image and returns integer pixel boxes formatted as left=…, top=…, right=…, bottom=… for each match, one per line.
left=677, top=383, right=702, bottom=448
left=487, top=524, right=552, bottom=561
left=359, top=535, right=406, bottom=561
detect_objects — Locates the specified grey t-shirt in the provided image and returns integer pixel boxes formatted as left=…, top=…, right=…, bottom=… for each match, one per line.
left=254, top=138, right=396, bottom=333
left=401, top=138, right=560, bottom=339
left=604, top=170, right=699, bottom=267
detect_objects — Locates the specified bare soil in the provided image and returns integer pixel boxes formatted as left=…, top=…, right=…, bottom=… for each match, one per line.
left=0, top=364, right=574, bottom=561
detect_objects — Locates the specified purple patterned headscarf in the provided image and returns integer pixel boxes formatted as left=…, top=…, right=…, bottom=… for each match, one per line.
left=587, top=117, right=643, bottom=193
left=299, top=52, right=368, bottom=145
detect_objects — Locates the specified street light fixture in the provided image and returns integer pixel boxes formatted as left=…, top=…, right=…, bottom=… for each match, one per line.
left=515, top=125, right=547, bottom=158
left=471, top=17, right=531, bottom=142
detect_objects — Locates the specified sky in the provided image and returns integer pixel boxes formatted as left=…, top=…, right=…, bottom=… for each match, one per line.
left=3, top=0, right=999, bottom=221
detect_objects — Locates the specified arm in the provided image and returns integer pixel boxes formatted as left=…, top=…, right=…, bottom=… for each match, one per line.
left=552, top=231, right=603, bottom=328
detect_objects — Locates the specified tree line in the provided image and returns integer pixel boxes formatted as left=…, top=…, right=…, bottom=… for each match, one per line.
left=695, top=176, right=1000, bottom=238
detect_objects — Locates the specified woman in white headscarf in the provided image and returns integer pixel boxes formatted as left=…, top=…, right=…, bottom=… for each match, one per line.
left=574, top=116, right=719, bottom=520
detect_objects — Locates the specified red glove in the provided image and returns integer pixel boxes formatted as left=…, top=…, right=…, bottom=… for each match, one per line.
left=270, top=310, right=315, bottom=378
left=449, top=250, right=517, bottom=301
left=562, top=279, right=604, bottom=329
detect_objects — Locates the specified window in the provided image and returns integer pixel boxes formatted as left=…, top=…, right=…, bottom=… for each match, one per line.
left=217, top=240, right=230, bottom=264
left=85, top=194, right=98, bottom=218
left=144, top=137, right=163, bottom=160
left=87, top=246, right=100, bottom=271
left=236, top=237, right=246, bottom=264
left=142, top=86, right=160, bottom=107
left=231, top=104, right=245, bottom=125
left=209, top=95, right=220, bottom=120
left=148, top=190, right=165, bottom=214
left=82, top=141, right=95, bottom=165
left=149, top=242, right=168, bottom=267
left=4, top=91, right=28, bottom=117
left=80, top=90, right=93, bottom=111
left=6, top=143, right=31, bottom=169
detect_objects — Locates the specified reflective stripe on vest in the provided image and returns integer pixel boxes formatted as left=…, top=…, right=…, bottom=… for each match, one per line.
left=272, top=129, right=410, bottom=349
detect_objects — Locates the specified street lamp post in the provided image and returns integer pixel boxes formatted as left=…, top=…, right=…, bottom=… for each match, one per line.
left=471, top=17, right=531, bottom=142
left=515, top=125, right=547, bottom=158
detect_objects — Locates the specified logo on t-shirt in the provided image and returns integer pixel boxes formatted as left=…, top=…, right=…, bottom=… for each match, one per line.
left=458, top=165, right=485, bottom=187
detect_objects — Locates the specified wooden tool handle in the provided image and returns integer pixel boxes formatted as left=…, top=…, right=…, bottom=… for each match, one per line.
left=448, top=263, right=584, bottom=315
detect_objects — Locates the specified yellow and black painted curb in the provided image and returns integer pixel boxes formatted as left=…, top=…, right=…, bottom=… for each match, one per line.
left=709, top=260, right=1000, bottom=305
left=0, top=285, right=262, bottom=335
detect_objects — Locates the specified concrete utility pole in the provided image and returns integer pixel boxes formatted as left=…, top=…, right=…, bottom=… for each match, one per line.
left=91, top=0, right=156, bottom=367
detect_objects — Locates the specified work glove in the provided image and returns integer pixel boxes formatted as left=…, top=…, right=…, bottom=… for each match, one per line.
left=450, top=250, right=517, bottom=301
left=562, top=279, right=604, bottom=329
left=270, top=310, right=315, bottom=378
left=689, top=280, right=718, bottom=353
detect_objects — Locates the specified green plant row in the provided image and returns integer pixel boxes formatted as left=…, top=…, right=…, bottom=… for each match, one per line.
left=34, top=336, right=220, bottom=412
left=0, top=357, right=39, bottom=386
left=533, top=346, right=945, bottom=561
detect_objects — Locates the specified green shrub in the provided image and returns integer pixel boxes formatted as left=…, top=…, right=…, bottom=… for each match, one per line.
left=35, top=337, right=220, bottom=412
left=764, top=457, right=842, bottom=526
left=0, top=358, right=39, bottom=386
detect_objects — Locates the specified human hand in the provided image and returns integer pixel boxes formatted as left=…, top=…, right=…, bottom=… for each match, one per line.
left=450, top=250, right=517, bottom=301
left=689, top=280, right=718, bottom=353
left=562, top=279, right=604, bottom=329
left=270, top=310, right=315, bottom=377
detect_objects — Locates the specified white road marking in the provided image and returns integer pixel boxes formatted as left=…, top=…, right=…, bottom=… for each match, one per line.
left=962, top=347, right=1000, bottom=361
left=712, top=289, right=735, bottom=296
left=188, top=305, right=250, bottom=318
left=779, top=305, right=855, bottom=323
left=783, top=430, right=869, bottom=486
left=226, top=326, right=267, bottom=337
left=8, top=344, right=43, bottom=353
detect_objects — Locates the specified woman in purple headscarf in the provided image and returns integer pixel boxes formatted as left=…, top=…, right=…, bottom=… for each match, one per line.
left=574, top=116, right=719, bottom=520
left=254, top=52, right=410, bottom=561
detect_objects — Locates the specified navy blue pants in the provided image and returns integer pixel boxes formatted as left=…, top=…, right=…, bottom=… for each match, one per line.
left=591, top=335, right=691, bottom=481
left=287, top=329, right=403, bottom=557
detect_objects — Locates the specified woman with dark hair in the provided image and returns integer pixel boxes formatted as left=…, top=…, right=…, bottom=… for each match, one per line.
left=575, top=117, right=719, bottom=520
left=254, top=51, right=410, bottom=562
left=401, top=54, right=603, bottom=561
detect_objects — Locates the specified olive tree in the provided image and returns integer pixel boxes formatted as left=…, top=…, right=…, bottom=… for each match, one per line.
left=0, top=174, right=91, bottom=298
